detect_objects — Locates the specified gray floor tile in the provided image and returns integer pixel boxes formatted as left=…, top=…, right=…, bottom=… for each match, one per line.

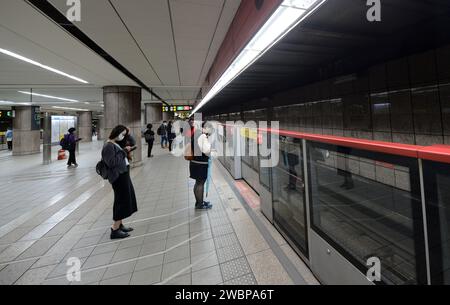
left=220, top=257, right=253, bottom=282
left=140, top=240, right=166, bottom=256
left=130, top=265, right=162, bottom=285
left=134, top=253, right=164, bottom=272
left=91, top=243, right=119, bottom=256
left=192, top=265, right=222, bottom=285
left=164, top=244, right=190, bottom=264
left=82, top=252, right=115, bottom=270
left=161, top=258, right=191, bottom=280
left=165, top=273, right=192, bottom=285
left=100, top=273, right=132, bottom=285
left=191, top=251, right=219, bottom=272
left=216, top=243, right=245, bottom=264
left=111, top=245, right=141, bottom=263
left=190, top=239, right=215, bottom=257
left=103, top=261, right=137, bottom=280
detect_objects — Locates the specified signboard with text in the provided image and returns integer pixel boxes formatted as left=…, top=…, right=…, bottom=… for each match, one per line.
left=162, top=105, right=193, bottom=112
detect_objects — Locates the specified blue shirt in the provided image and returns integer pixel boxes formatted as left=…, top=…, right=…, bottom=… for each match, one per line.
left=5, top=130, right=12, bottom=141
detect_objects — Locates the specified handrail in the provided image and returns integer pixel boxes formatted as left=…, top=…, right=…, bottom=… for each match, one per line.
left=219, top=123, right=450, bottom=164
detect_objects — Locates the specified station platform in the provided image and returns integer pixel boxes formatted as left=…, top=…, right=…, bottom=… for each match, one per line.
left=0, top=140, right=318, bottom=285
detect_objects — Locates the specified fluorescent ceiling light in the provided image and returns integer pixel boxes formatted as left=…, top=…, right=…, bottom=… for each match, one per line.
left=52, top=106, right=89, bottom=112
left=0, top=48, right=88, bottom=84
left=192, top=0, right=326, bottom=115
left=18, top=91, right=79, bottom=103
left=0, top=100, right=31, bottom=106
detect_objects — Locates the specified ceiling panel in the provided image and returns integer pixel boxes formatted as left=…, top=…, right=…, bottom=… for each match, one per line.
left=0, top=0, right=136, bottom=87
left=48, top=0, right=162, bottom=86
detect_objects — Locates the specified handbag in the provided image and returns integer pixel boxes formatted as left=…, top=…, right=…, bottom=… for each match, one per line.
left=96, top=160, right=109, bottom=180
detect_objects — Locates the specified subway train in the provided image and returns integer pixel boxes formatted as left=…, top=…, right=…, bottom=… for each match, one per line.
left=204, top=109, right=450, bottom=285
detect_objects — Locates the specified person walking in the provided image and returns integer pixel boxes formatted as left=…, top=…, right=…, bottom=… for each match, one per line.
left=5, top=127, right=13, bottom=151
left=189, top=121, right=215, bottom=210
left=102, top=125, right=138, bottom=239
left=64, top=128, right=82, bottom=168
left=157, top=121, right=169, bottom=149
left=144, top=124, right=155, bottom=158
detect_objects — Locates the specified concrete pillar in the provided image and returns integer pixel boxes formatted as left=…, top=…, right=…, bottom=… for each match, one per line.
left=97, top=115, right=105, bottom=141
left=104, top=86, right=142, bottom=167
left=145, top=103, right=162, bottom=126
left=42, top=112, right=51, bottom=165
left=78, top=111, right=92, bottom=142
left=12, top=106, right=41, bottom=156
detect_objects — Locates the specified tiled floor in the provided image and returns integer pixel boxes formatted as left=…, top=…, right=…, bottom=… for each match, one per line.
left=0, top=140, right=318, bottom=285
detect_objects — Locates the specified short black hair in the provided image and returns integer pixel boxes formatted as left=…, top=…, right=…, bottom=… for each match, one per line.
left=109, top=125, right=127, bottom=140
left=68, top=128, right=76, bottom=133
left=147, top=124, right=153, bottom=129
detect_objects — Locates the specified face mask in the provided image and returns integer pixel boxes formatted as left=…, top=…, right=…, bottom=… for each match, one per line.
left=117, top=132, right=125, bottom=142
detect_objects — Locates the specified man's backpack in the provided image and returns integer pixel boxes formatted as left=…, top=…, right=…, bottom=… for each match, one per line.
left=96, top=160, right=109, bottom=180
left=144, top=131, right=155, bottom=143
left=157, top=126, right=162, bottom=136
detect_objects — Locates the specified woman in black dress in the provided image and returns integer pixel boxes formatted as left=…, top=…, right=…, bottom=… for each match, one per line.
left=102, top=125, right=138, bottom=239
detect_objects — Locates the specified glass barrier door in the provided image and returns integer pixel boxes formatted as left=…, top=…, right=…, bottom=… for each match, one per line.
left=423, top=161, right=450, bottom=284
left=272, top=136, right=309, bottom=257
left=306, top=141, right=427, bottom=285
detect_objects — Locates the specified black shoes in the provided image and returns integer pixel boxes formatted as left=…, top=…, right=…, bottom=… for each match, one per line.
left=195, top=202, right=213, bottom=210
left=120, top=224, right=134, bottom=233
left=110, top=228, right=130, bottom=239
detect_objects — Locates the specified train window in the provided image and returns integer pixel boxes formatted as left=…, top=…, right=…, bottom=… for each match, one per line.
left=307, top=141, right=427, bottom=284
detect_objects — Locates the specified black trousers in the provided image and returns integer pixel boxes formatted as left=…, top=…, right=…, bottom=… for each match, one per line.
left=68, top=149, right=76, bottom=165
left=169, top=140, right=174, bottom=152
left=7, top=141, right=12, bottom=150
left=147, top=140, right=154, bottom=157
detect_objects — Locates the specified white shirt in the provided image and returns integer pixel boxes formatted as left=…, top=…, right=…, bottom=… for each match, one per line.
left=198, top=134, right=218, bottom=158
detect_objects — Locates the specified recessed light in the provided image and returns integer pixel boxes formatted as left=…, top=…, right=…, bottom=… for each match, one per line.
left=52, top=106, right=89, bottom=112
left=0, top=48, right=89, bottom=84
left=18, top=91, right=79, bottom=103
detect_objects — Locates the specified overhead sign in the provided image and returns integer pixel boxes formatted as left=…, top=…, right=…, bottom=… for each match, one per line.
left=162, top=105, right=193, bottom=112
left=0, top=111, right=14, bottom=119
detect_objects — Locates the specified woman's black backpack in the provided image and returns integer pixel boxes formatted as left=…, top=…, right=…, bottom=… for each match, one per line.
left=96, top=160, right=109, bottom=180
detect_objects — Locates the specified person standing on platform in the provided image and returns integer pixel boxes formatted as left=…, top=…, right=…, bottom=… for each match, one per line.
left=168, top=121, right=176, bottom=152
left=65, top=128, right=82, bottom=168
left=144, top=124, right=155, bottom=158
left=157, top=121, right=169, bottom=149
left=116, top=127, right=137, bottom=162
left=102, top=125, right=137, bottom=239
left=5, top=127, right=13, bottom=151
left=189, top=121, right=215, bottom=210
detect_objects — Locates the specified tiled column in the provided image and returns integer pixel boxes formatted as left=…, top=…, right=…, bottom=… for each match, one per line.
left=104, top=86, right=142, bottom=167
left=42, top=112, right=52, bottom=165
left=12, top=106, right=41, bottom=156
left=77, top=111, right=92, bottom=142
left=97, top=115, right=105, bottom=141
